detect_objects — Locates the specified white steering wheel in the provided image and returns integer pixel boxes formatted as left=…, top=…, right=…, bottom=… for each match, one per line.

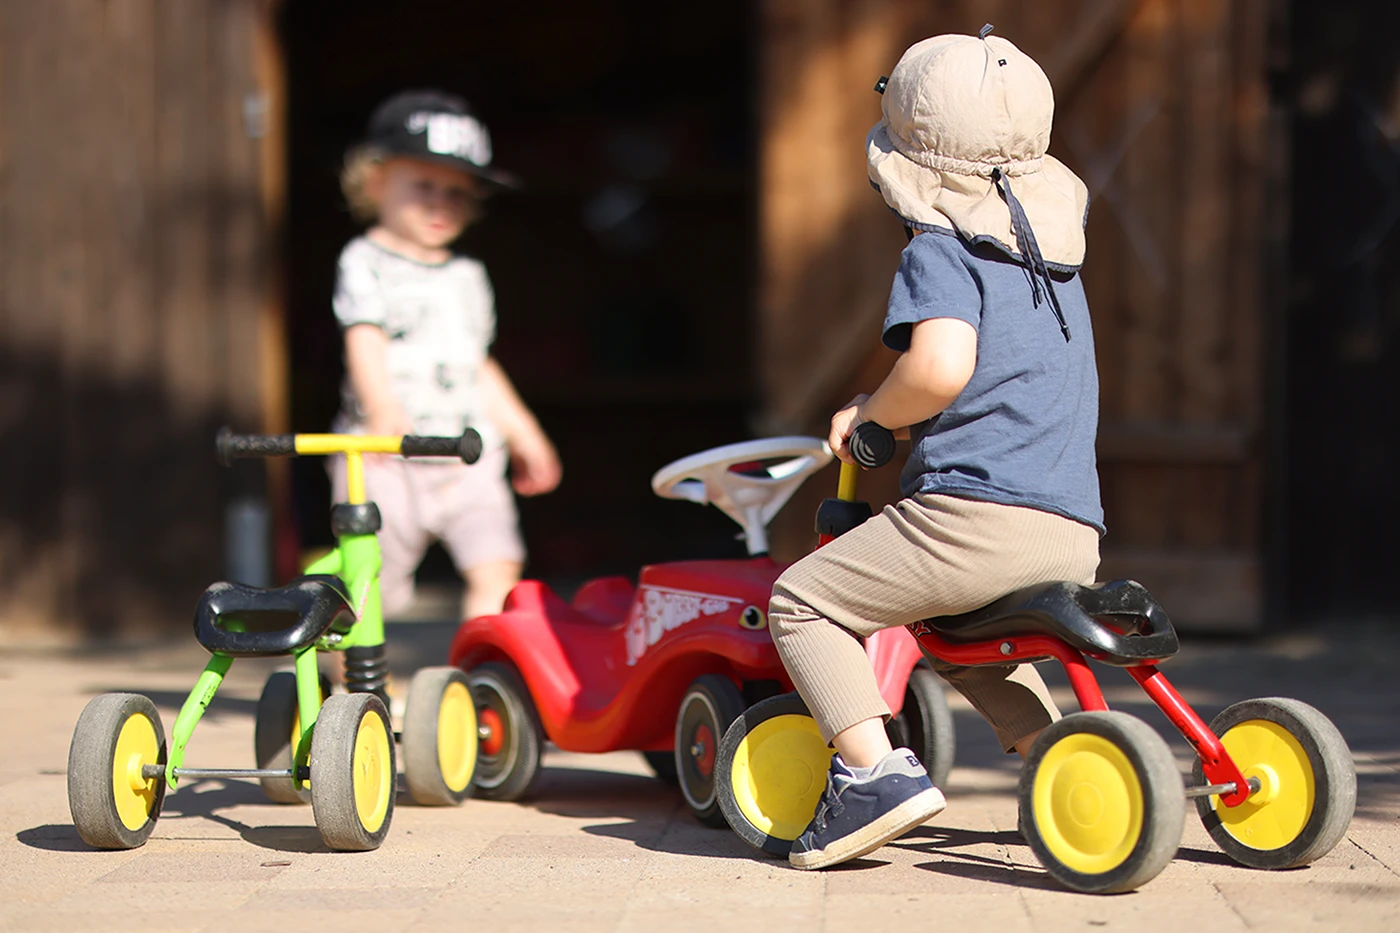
left=651, top=436, right=833, bottom=556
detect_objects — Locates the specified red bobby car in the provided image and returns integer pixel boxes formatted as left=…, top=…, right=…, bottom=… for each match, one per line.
left=447, top=436, right=955, bottom=824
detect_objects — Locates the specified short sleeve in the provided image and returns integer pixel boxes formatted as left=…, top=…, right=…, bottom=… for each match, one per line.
left=332, top=243, right=387, bottom=330
left=882, top=230, right=983, bottom=351
left=475, top=263, right=498, bottom=350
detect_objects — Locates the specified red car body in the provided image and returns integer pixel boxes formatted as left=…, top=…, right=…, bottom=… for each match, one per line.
left=447, top=556, right=925, bottom=755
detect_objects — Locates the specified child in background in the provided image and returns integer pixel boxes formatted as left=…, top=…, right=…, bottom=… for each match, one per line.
left=331, top=89, right=561, bottom=621
left=768, top=27, right=1103, bottom=870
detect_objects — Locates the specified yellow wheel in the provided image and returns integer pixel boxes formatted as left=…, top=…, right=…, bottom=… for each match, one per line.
left=1020, top=711, right=1184, bottom=893
left=402, top=667, right=478, bottom=806
left=716, top=692, right=835, bottom=857
left=310, top=693, right=395, bottom=851
left=67, top=693, right=167, bottom=849
left=254, top=669, right=330, bottom=804
left=1193, top=697, right=1355, bottom=869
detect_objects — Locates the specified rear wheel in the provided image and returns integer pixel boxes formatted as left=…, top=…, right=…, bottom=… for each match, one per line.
left=68, top=693, right=167, bottom=850
left=885, top=664, right=955, bottom=788
left=310, top=693, right=395, bottom=851
left=675, top=674, right=745, bottom=826
left=254, top=669, right=330, bottom=804
left=468, top=662, right=543, bottom=801
left=1192, top=697, right=1355, bottom=870
left=402, top=666, right=478, bottom=806
left=1020, top=711, right=1184, bottom=894
left=716, top=692, right=834, bottom=857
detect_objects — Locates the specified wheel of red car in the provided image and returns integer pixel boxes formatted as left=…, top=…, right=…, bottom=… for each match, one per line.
left=467, top=662, right=542, bottom=801
left=675, top=674, right=745, bottom=827
left=885, top=663, right=956, bottom=788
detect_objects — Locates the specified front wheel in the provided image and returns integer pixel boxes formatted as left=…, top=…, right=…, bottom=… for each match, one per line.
left=1020, top=711, right=1184, bottom=894
left=402, top=667, right=478, bottom=806
left=68, top=693, right=167, bottom=849
left=468, top=662, right=543, bottom=801
left=1193, top=697, right=1355, bottom=870
left=675, top=674, right=745, bottom=826
left=310, top=693, right=396, bottom=851
left=715, top=692, right=834, bottom=857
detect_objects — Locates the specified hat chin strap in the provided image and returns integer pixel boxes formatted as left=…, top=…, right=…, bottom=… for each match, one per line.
left=992, top=167, right=1071, bottom=342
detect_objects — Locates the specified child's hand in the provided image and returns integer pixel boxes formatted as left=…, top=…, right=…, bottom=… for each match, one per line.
left=508, top=430, right=562, bottom=496
left=828, top=395, right=871, bottom=465
left=364, top=405, right=413, bottom=438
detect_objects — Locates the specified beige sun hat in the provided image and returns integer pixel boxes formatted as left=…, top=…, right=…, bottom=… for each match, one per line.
left=867, top=25, right=1089, bottom=270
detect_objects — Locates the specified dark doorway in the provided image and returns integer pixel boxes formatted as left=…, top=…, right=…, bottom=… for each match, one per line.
left=278, top=2, right=757, bottom=586
left=1284, top=0, right=1400, bottom=619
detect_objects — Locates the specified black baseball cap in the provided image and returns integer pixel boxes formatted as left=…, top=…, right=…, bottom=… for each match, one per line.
left=361, top=90, right=518, bottom=188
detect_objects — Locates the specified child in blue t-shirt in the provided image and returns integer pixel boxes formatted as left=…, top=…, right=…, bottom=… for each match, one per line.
left=769, top=27, right=1103, bottom=870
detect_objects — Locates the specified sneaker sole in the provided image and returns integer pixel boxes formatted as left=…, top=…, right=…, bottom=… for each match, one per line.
left=789, top=786, right=947, bottom=870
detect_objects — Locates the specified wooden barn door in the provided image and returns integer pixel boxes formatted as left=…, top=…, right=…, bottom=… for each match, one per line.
left=758, top=0, right=1280, bottom=632
left=0, top=0, right=286, bottom=638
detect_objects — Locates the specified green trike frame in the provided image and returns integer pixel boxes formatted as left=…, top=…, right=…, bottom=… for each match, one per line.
left=66, top=429, right=484, bottom=852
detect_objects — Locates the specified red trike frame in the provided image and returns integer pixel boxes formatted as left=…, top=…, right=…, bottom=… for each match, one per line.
left=910, top=623, right=1252, bottom=808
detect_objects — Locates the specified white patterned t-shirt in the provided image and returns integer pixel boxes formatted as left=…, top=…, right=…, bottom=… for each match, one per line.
left=332, top=236, right=498, bottom=446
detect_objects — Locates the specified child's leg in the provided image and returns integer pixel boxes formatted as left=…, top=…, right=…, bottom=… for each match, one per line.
left=461, top=560, right=524, bottom=619
left=771, top=494, right=1099, bottom=758
left=929, top=658, right=1062, bottom=756
left=434, top=447, right=527, bottom=620
left=770, top=495, right=1098, bottom=870
left=331, top=455, right=430, bottom=617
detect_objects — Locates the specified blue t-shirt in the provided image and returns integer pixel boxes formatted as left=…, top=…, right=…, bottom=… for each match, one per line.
left=883, top=227, right=1104, bottom=534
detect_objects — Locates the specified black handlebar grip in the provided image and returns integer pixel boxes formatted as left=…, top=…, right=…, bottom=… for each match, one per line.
left=849, top=421, right=896, bottom=469
left=216, top=427, right=296, bottom=467
left=401, top=429, right=483, bottom=465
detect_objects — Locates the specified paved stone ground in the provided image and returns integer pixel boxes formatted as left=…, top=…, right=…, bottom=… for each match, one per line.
left=2, top=615, right=1398, bottom=932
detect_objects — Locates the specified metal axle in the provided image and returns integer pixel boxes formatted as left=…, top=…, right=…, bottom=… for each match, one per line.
left=1184, top=776, right=1261, bottom=799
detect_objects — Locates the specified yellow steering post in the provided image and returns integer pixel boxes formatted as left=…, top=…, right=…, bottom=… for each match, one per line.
left=836, top=462, right=859, bottom=503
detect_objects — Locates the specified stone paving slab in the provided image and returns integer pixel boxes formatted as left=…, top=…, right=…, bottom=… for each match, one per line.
left=1, top=618, right=1398, bottom=931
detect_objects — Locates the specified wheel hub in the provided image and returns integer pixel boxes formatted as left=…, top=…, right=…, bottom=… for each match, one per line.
left=478, top=706, right=505, bottom=757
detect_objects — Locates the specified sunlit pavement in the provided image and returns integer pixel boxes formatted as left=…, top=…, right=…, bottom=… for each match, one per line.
left=2, top=612, right=1397, bottom=932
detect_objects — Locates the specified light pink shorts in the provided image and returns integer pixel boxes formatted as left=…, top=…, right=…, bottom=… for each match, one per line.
left=329, top=447, right=525, bottom=615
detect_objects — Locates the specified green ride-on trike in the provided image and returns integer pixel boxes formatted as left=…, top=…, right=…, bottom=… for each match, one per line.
left=66, top=428, right=484, bottom=852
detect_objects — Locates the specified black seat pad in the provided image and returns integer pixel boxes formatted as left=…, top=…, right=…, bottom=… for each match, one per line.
left=921, top=579, right=1178, bottom=665
left=194, top=574, right=355, bottom=658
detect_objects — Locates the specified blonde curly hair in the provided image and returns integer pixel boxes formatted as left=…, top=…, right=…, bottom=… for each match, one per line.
left=340, top=145, right=385, bottom=224
left=340, top=145, right=486, bottom=227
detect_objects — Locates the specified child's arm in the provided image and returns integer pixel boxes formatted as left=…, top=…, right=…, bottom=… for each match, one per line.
left=828, top=317, right=977, bottom=464
left=479, top=356, right=562, bottom=496
left=343, top=324, right=413, bottom=436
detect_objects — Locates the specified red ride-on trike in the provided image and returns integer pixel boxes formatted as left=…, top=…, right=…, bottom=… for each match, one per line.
left=448, top=436, right=955, bottom=824
left=715, top=422, right=1357, bottom=893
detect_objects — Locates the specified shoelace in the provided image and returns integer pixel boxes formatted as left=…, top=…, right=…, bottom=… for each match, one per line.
left=991, top=167, right=1072, bottom=343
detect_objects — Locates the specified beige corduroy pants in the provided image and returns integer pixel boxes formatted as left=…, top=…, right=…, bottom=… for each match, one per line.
left=769, top=493, right=1100, bottom=753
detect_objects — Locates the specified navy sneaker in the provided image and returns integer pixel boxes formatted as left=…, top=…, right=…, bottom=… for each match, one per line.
left=789, top=747, right=946, bottom=870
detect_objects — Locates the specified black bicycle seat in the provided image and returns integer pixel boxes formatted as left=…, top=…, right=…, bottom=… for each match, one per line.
left=920, top=579, right=1178, bottom=665
left=193, top=574, right=356, bottom=658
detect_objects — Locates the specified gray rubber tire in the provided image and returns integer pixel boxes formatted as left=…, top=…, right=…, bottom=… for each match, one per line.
left=68, top=693, right=167, bottom=849
left=1020, top=711, right=1185, bottom=894
left=402, top=666, right=478, bottom=806
left=310, top=693, right=396, bottom=851
left=1192, top=697, right=1356, bottom=870
left=885, top=663, right=956, bottom=788
left=675, top=674, right=745, bottom=827
left=468, top=662, right=543, bottom=801
left=255, top=670, right=328, bottom=804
